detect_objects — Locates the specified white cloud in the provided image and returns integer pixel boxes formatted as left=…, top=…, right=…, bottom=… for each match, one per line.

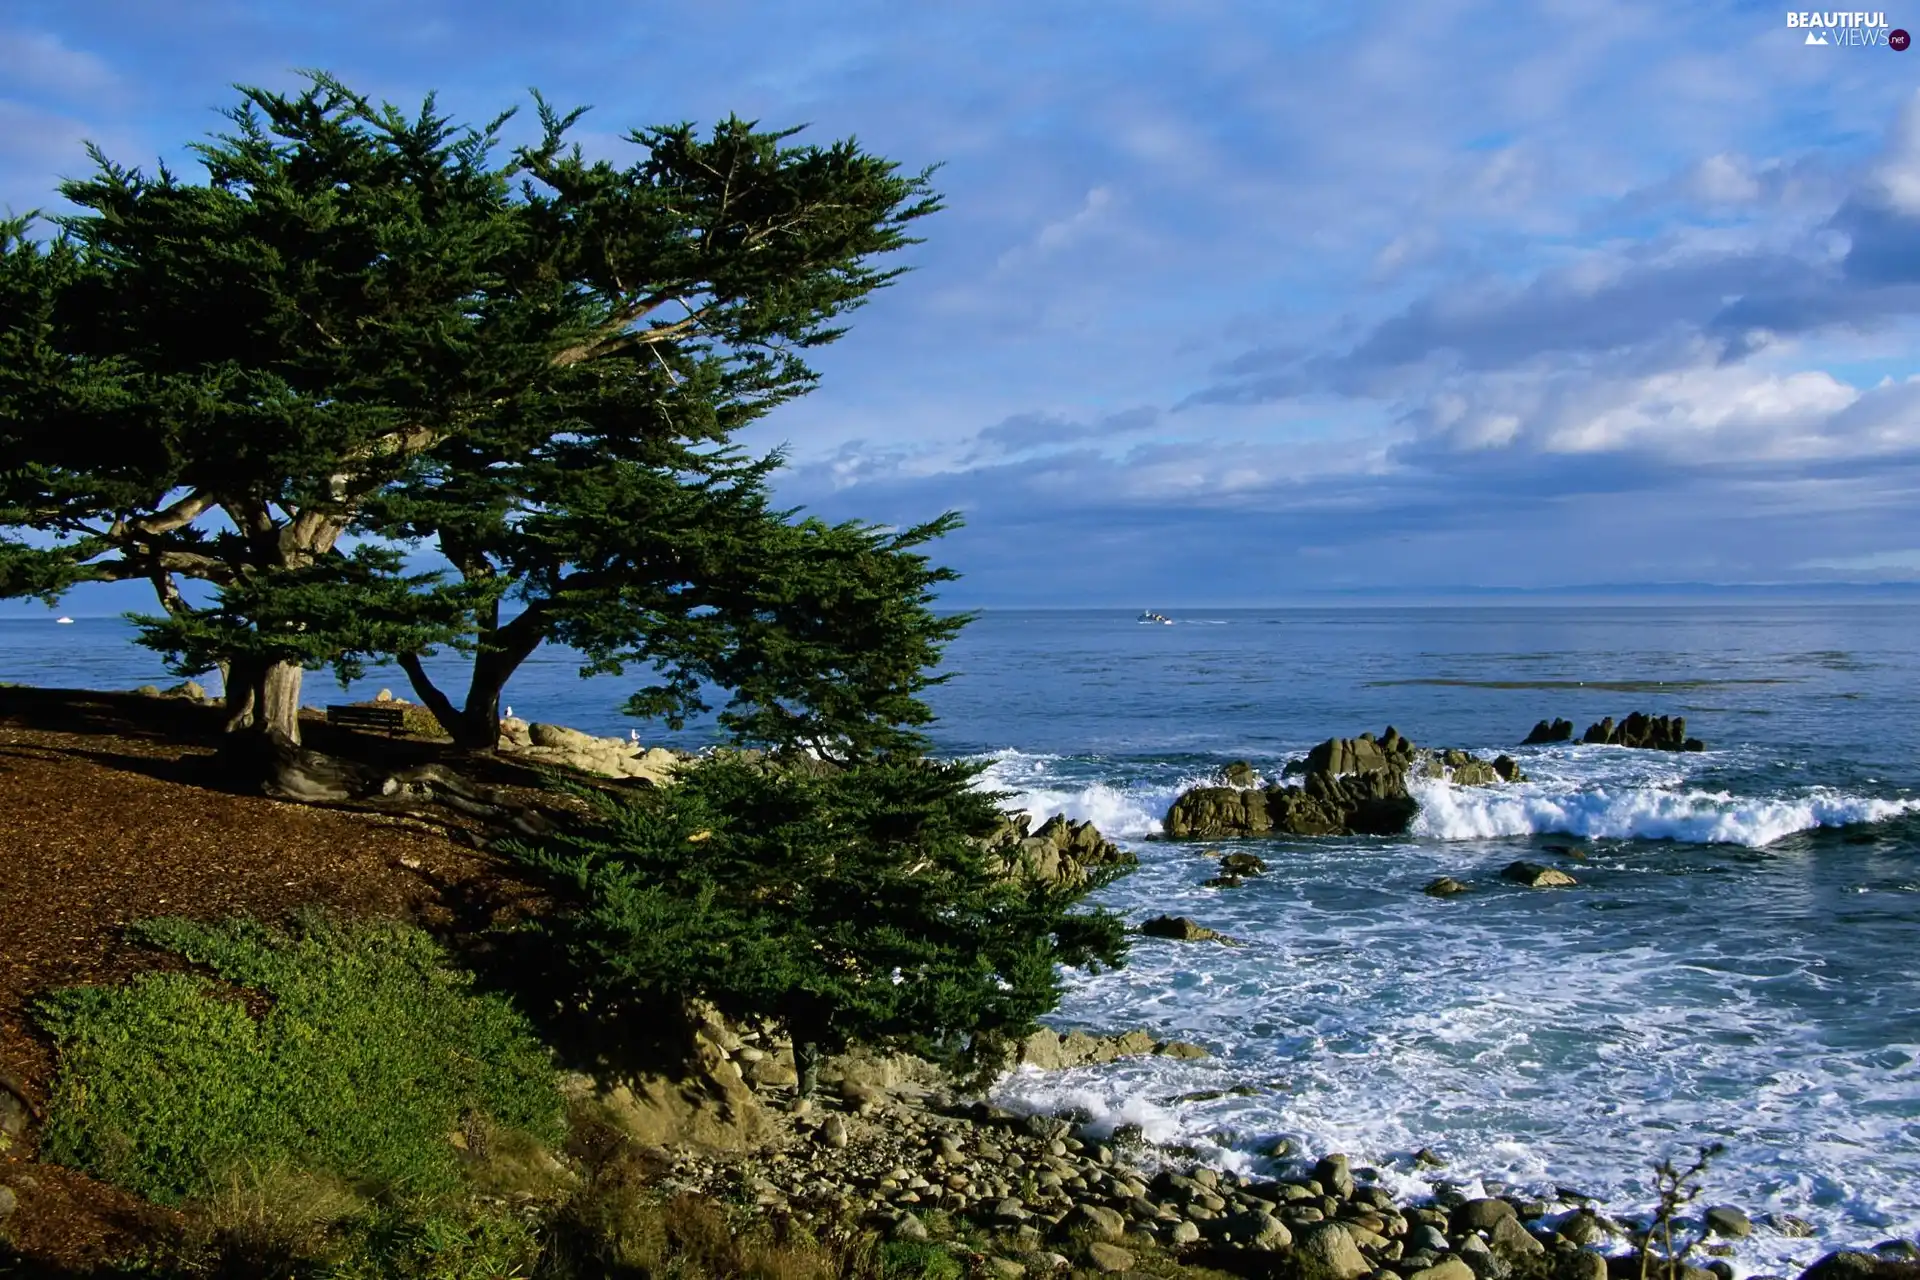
left=993, top=185, right=1115, bottom=273
left=0, top=29, right=116, bottom=98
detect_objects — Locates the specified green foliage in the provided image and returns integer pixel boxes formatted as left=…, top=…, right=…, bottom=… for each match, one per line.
left=579, top=505, right=972, bottom=761
left=877, top=1241, right=966, bottom=1280
left=34, top=914, right=563, bottom=1206
left=500, top=754, right=1129, bottom=1056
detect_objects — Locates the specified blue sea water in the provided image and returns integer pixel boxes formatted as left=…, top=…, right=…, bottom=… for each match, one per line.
left=4, top=604, right=1917, bottom=1270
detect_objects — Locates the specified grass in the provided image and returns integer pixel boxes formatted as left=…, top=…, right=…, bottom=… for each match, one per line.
left=34, top=913, right=565, bottom=1206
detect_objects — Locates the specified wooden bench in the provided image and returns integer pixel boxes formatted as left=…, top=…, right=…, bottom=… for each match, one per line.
left=325, top=703, right=407, bottom=736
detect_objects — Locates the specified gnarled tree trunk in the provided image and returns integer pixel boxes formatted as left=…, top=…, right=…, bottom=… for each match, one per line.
left=222, top=656, right=306, bottom=744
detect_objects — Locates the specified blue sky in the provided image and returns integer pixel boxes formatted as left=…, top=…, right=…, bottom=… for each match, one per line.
left=4, top=0, right=1920, bottom=608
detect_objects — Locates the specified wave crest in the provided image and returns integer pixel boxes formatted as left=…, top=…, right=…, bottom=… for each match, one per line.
left=1411, top=777, right=1920, bottom=847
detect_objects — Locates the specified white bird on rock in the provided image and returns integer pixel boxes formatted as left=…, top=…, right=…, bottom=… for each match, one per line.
left=503, top=705, right=513, bottom=719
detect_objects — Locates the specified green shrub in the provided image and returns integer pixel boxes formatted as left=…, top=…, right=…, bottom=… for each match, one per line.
left=500, top=754, right=1129, bottom=1068
left=35, top=914, right=564, bottom=1206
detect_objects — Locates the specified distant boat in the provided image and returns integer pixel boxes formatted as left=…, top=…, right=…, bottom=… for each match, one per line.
left=55, top=616, right=73, bottom=624
left=1137, top=610, right=1174, bottom=625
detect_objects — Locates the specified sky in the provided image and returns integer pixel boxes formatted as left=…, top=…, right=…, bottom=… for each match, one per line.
left=4, top=0, right=1920, bottom=608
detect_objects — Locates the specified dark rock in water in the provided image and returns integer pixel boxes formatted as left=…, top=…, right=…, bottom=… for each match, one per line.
left=1493, top=754, right=1527, bottom=782
left=1579, top=711, right=1705, bottom=752
left=1222, top=760, right=1258, bottom=787
left=1204, top=874, right=1244, bottom=889
left=1139, top=914, right=1238, bottom=944
left=1544, top=843, right=1588, bottom=861
left=1425, top=877, right=1471, bottom=897
left=1220, top=852, right=1268, bottom=876
left=1166, top=727, right=1524, bottom=840
left=1524, top=718, right=1575, bottom=744
left=1502, top=861, right=1577, bottom=888
left=1798, top=1252, right=1920, bottom=1280
left=1768, top=1214, right=1816, bottom=1238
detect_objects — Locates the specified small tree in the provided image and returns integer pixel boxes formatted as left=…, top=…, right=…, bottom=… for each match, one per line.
left=1632, top=1143, right=1725, bottom=1280
left=502, top=754, right=1130, bottom=1087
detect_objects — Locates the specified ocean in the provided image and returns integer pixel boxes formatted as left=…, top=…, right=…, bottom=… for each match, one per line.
left=4, top=604, right=1917, bottom=1272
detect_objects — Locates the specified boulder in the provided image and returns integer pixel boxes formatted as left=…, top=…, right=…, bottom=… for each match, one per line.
left=1222, top=760, right=1258, bottom=787
left=1502, top=861, right=1577, bottom=888
left=1453, top=1198, right=1521, bottom=1234
left=1062, top=1202, right=1128, bottom=1242
left=1798, top=1254, right=1920, bottom=1280
left=1295, top=1223, right=1372, bottom=1280
left=1411, top=1262, right=1478, bottom=1280
left=1314, top=1153, right=1355, bottom=1200
left=1704, top=1206, right=1752, bottom=1239
left=1524, top=719, right=1576, bottom=744
left=528, top=721, right=603, bottom=751
left=1085, top=1242, right=1135, bottom=1273
left=1425, top=876, right=1472, bottom=897
left=1490, top=1215, right=1547, bottom=1259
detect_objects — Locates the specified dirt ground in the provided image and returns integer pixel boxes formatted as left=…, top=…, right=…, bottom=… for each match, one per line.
left=0, top=686, right=559, bottom=1271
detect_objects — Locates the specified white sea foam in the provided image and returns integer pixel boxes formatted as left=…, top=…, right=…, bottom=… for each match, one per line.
left=1411, top=776, right=1920, bottom=846
left=972, top=748, right=1211, bottom=838
left=975, top=741, right=1920, bottom=1276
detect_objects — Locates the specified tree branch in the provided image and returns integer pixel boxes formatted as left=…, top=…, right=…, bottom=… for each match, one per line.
left=120, top=489, right=216, bottom=539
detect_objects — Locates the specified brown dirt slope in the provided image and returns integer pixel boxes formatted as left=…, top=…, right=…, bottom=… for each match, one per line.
left=0, top=686, right=550, bottom=1271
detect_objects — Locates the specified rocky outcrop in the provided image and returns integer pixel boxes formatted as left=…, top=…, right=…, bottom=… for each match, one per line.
left=496, top=716, right=687, bottom=784
left=974, top=812, right=1137, bottom=889
left=989, top=1026, right=1209, bottom=1072
left=1164, top=728, right=1526, bottom=840
left=1581, top=712, right=1704, bottom=752
left=1524, top=718, right=1575, bottom=744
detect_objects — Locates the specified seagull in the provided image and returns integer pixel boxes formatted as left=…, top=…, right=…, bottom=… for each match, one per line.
left=630, top=729, right=640, bottom=744
left=503, top=705, right=513, bottom=718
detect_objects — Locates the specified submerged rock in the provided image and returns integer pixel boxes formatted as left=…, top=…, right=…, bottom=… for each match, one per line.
left=1502, top=861, right=1577, bottom=888
left=1139, top=914, right=1239, bottom=944
left=1424, top=876, right=1471, bottom=897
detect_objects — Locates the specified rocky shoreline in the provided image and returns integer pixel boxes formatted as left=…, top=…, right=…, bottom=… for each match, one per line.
left=591, top=1010, right=1909, bottom=1280
left=113, top=688, right=1900, bottom=1279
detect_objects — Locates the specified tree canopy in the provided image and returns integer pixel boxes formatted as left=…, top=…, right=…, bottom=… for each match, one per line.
left=0, top=73, right=943, bottom=748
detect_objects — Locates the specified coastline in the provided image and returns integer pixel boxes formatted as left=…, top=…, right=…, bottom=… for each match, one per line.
left=0, top=683, right=1914, bottom=1278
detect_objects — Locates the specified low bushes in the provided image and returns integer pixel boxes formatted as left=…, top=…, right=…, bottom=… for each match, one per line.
left=35, top=914, right=564, bottom=1205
